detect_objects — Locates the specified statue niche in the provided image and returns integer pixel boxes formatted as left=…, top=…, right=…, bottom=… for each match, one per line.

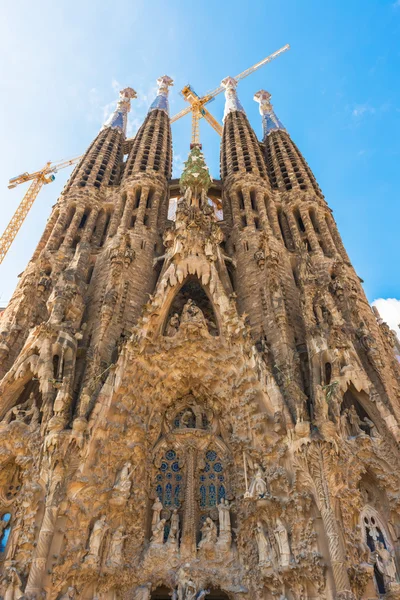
left=164, top=278, right=219, bottom=337
left=339, top=389, right=381, bottom=439
left=1, top=379, right=42, bottom=428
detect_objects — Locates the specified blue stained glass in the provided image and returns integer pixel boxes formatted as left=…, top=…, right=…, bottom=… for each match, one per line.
left=166, top=472, right=172, bottom=479
left=218, top=475, right=224, bottom=482
left=176, top=474, right=182, bottom=481
left=165, top=450, right=176, bottom=460
left=204, top=463, right=210, bottom=472
left=156, top=474, right=163, bottom=481
left=174, top=485, right=181, bottom=507
left=171, top=462, right=180, bottom=472
left=206, top=451, right=217, bottom=461
left=0, top=527, right=10, bottom=553
left=161, top=462, right=168, bottom=472
left=209, top=473, right=215, bottom=479
left=165, top=483, right=172, bottom=506
left=2, top=514, right=10, bottom=523
left=213, top=463, right=223, bottom=472
left=209, top=484, right=216, bottom=506
left=200, top=485, right=206, bottom=507
left=200, top=475, right=206, bottom=481
left=156, top=484, right=163, bottom=499
left=218, top=485, right=226, bottom=501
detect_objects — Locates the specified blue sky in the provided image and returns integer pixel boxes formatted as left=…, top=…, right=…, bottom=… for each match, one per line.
left=1, top=0, right=399, bottom=329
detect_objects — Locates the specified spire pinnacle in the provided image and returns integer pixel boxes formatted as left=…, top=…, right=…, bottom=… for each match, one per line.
left=149, top=75, right=174, bottom=113
left=254, top=90, right=286, bottom=138
left=221, top=77, right=245, bottom=121
left=102, top=87, right=137, bottom=135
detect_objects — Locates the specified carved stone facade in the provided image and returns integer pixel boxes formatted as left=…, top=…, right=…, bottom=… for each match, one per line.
left=0, top=77, right=399, bottom=600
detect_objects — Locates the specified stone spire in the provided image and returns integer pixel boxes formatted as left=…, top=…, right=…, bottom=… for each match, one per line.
left=254, top=90, right=286, bottom=139
left=221, top=76, right=245, bottom=121
left=149, top=75, right=174, bottom=113
left=102, top=87, right=137, bottom=135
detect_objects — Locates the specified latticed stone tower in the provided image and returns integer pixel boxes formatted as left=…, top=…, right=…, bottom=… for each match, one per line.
left=0, top=73, right=399, bottom=600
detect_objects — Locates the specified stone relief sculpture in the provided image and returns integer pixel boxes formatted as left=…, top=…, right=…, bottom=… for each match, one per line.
left=106, top=525, right=127, bottom=568
left=84, top=515, right=108, bottom=564
left=274, top=518, right=291, bottom=567
left=247, top=463, right=268, bottom=498
left=111, top=461, right=132, bottom=502
left=375, top=542, right=397, bottom=586
left=151, top=497, right=163, bottom=527
left=198, top=517, right=217, bottom=550
left=255, top=521, right=273, bottom=566
left=150, top=518, right=166, bottom=546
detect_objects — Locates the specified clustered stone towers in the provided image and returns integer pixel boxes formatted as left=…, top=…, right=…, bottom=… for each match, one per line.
left=0, top=73, right=399, bottom=600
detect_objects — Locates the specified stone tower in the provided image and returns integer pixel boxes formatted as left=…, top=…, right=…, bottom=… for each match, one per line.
left=0, top=74, right=399, bottom=600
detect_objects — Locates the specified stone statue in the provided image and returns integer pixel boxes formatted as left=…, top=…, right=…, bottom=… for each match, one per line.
left=248, top=464, right=268, bottom=498
left=217, top=498, right=231, bottom=539
left=170, top=508, right=179, bottom=539
left=274, top=518, right=291, bottom=567
left=198, top=517, right=217, bottom=549
left=2, top=567, right=23, bottom=600
left=85, top=515, right=108, bottom=562
left=363, top=417, right=381, bottom=439
left=375, top=541, right=397, bottom=584
left=151, top=518, right=166, bottom=545
left=339, top=409, right=350, bottom=438
left=348, top=405, right=363, bottom=436
left=106, top=525, right=127, bottom=568
left=196, top=590, right=210, bottom=600
left=59, top=586, right=76, bottom=600
left=166, top=313, right=180, bottom=337
left=180, top=409, right=194, bottom=428
left=112, top=462, right=132, bottom=499
left=133, top=583, right=152, bottom=600
left=255, top=521, right=272, bottom=566
left=151, top=497, right=163, bottom=527
left=180, top=300, right=207, bottom=328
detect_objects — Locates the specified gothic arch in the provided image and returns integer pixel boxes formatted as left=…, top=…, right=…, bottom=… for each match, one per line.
left=162, top=277, right=220, bottom=337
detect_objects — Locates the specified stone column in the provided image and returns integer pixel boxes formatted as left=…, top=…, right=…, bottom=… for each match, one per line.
left=308, top=444, right=355, bottom=600
left=180, top=445, right=197, bottom=559
left=81, top=207, right=99, bottom=243
left=25, top=504, right=58, bottom=596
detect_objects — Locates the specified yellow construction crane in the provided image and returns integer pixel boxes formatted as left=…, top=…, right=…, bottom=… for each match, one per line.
left=1, top=45, right=290, bottom=264
left=0, top=157, right=81, bottom=264
left=170, top=44, right=290, bottom=146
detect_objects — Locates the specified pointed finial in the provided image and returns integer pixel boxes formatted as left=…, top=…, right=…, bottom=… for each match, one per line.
left=254, top=90, right=286, bottom=138
left=102, top=87, right=137, bottom=134
left=221, top=77, right=245, bottom=121
left=149, top=75, right=174, bottom=113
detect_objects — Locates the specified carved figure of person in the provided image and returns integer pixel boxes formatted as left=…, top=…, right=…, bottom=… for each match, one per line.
left=274, top=518, right=291, bottom=567
left=248, top=464, right=268, bottom=498
left=184, top=580, right=197, bottom=600
left=255, top=521, right=272, bottom=566
left=363, top=417, right=381, bottom=439
left=180, top=300, right=207, bottom=328
left=106, top=525, right=127, bottom=568
left=198, top=517, right=217, bottom=549
left=180, top=409, right=194, bottom=428
left=86, top=515, right=108, bottom=560
left=151, top=497, right=163, bottom=527
left=166, top=313, right=180, bottom=337
left=170, top=509, right=179, bottom=538
left=151, top=518, right=166, bottom=545
left=3, top=568, right=23, bottom=600
left=217, top=498, right=231, bottom=534
left=339, top=409, right=350, bottom=438
left=113, top=462, right=132, bottom=498
left=133, top=583, right=152, bottom=600
left=59, top=586, right=76, bottom=600
left=375, top=542, right=397, bottom=584
left=348, top=405, right=363, bottom=437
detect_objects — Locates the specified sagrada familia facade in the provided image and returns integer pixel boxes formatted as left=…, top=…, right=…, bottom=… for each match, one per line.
left=0, top=73, right=399, bottom=600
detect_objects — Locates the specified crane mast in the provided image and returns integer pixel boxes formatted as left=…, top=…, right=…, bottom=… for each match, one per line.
left=0, top=157, right=80, bottom=265
left=2, top=45, right=290, bottom=263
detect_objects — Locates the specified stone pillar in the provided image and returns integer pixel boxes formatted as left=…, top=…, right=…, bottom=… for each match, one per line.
left=81, top=207, right=99, bottom=243
left=25, top=504, right=58, bottom=596
left=308, top=445, right=355, bottom=600
left=180, top=446, right=197, bottom=559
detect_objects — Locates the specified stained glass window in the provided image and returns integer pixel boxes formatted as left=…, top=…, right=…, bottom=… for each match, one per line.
left=0, top=513, right=11, bottom=553
left=155, top=450, right=182, bottom=508
left=199, top=450, right=226, bottom=508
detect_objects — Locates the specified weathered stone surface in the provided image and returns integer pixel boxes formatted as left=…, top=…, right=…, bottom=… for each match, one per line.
left=0, top=85, right=399, bottom=600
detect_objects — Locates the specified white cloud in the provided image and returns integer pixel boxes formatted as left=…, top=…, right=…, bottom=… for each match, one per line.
left=393, top=0, right=400, bottom=8
left=352, top=104, right=376, bottom=118
left=372, top=298, right=400, bottom=338
left=172, top=153, right=185, bottom=178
